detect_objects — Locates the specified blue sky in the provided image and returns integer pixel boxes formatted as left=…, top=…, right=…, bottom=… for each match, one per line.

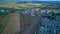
left=34, top=0, right=60, bottom=1
left=18, top=0, right=60, bottom=1
left=0, top=0, right=60, bottom=2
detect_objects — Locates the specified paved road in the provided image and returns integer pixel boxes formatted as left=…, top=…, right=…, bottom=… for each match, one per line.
left=2, top=12, right=20, bottom=34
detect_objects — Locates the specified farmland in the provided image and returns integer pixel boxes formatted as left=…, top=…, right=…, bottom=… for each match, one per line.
left=0, top=12, right=11, bottom=34
left=0, top=13, right=8, bottom=23
left=0, top=2, right=36, bottom=9
left=0, top=2, right=60, bottom=34
left=0, top=2, right=15, bottom=9
left=0, top=2, right=60, bottom=12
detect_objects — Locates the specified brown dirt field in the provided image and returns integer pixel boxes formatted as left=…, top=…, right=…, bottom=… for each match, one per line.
left=2, top=12, right=20, bottom=34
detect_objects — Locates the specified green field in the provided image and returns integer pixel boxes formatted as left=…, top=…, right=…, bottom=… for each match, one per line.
left=0, top=2, right=16, bottom=9
left=0, top=13, right=8, bottom=23
left=0, top=2, right=60, bottom=12
left=0, top=13, right=8, bottom=22
left=0, top=13, right=8, bottom=18
left=0, top=2, right=36, bottom=9
left=0, top=13, right=11, bottom=34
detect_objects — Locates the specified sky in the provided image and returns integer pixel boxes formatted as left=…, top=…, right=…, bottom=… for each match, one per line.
left=18, top=0, right=60, bottom=1
left=0, top=0, right=60, bottom=2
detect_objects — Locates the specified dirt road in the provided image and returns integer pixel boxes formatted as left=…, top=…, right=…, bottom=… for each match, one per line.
left=2, top=12, right=20, bottom=34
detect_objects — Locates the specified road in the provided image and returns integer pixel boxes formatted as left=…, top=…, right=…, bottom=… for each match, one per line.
left=2, top=12, right=20, bottom=34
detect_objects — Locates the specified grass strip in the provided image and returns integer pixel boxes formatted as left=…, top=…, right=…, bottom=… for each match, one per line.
left=0, top=13, right=11, bottom=34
